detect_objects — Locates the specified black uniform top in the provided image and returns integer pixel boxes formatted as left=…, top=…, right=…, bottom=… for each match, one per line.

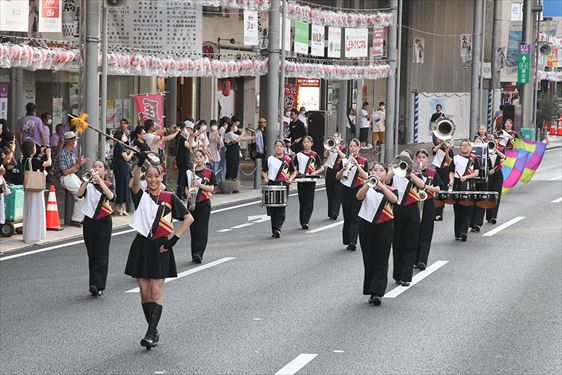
left=430, top=112, right=444, bottom=123
left=449, top=154, right=480, bottom=190
left=263, top=154, right=295, bottom=184
left=288, top=120, right=307, bottom=153
left=23, top=157, right=44, bottom=172
left=175, top=134, right=192, bottom=170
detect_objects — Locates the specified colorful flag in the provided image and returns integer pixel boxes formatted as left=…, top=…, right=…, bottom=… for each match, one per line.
left=516, top=139, right=547, bottom=183
left=502, top=149, right=529, bottom=194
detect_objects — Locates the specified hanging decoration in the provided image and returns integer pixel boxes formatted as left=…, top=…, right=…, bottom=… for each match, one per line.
left=285, top=3, right=392, bottom=28
left=538, top=33, right=562, bottom=48
left=284, top=61, right=391, bottom=80
left=0, top=43, right=82, bottom=71
left=537, top=70, right=562, bottom=82
left=195, top=0, right=270, bottom=10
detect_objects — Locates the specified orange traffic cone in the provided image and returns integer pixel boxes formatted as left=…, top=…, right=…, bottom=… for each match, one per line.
left=46, top=184, right=63, bottom=231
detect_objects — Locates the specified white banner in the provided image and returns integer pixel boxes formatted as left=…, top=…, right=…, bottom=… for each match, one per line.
left=0, top=0, right=29, bottom=32
left=344, top=28, right=368, bottom=58
left=244, top=10, right=259, bottom=46
left=39, top=0, right=62, bottom=33
left=327, top=27, right=341, bottom=58
left=460, top=34, right=472, bottom=63
left=279, top=16, right=291, bottom=52
left=310, top=24, right=325, bottom=57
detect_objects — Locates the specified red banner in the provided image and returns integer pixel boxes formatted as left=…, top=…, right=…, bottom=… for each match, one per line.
left=133, top=94, right=164, bottom=128
left=284, top=84, right=298, bottom=110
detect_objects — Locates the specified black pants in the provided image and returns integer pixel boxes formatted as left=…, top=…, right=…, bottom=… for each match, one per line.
left=225, top=144, right=240, bottom=180
left=341, top=185, right=361, bottom=246
left=359, top=220, right=393, bottom=297
left=267, top=206, right=285, bottom=233
left=454, top=203, right=473, bottom=238
left=176, top=166, right=188, bottom=199
left=416, top=199, right=436, bottom=265
left=435, top=167, right=449, bottom=218
left=297, top=182, right=316, bottom=226
left=190, top=201, right=211, bottom=259
left=83, top=215, right=112, bottom=290
left=486, top=173, right=503, bottom=221
left=470, top=181, right=488, bottom=228
left=325, top=168, right=342, bottom=218
left=393, top=204, right=420, bottom=283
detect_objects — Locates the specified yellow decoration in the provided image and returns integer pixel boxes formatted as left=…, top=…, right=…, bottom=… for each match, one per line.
left=71, top=113, right=89, bottom=134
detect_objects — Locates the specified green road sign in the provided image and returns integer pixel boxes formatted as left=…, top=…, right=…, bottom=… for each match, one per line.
left=518, top=53, right=530, bottom=84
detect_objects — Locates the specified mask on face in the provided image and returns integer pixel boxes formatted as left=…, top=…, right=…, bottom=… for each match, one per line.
left=380, top=106, right=385, bottom=110
left=232, top=126, right=238, bottom=133
left=200, top=125, right=207, bottom=132
left=211, top=125, right=218, bottom=132
left=47, top=119, right=52, bottom=125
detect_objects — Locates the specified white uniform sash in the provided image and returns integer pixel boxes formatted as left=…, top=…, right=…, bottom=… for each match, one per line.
left=358, top=188, right=384, bottom=223
left=129, top=191, right=159, bottom=238
left=81, top=183, right=102, bottom=219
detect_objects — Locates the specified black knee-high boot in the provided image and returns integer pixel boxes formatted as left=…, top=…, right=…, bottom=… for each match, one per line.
left=142, top=302, right=159, bottom=343
left=141, top=303, right=162, bottom=349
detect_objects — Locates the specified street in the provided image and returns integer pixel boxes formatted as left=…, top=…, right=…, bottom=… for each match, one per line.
left=1, top=148, right=561, bottom=375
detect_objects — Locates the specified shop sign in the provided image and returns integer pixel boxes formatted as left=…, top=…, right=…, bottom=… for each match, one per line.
left=327, top=27, right=341, bottom=58
left=133, top=94, right=164, bottom=128
left=372, top=27, right=385, bottom=58
left=284, top=84, right=298, bottom=110
left=517, top=45, right=531, bottom=84
left=0, top=83, right=8, bottom=120
left=39, top=0, right=62, bottom=33
left=294, top=21, right=309, bottom=55
left=0, top=0, right=29, bottom=32
left=297, top=78, right=320, bottom=87
left=243, top=10, right=259, bottom=46
left=310, top=24, right=325, bottom=57
left=344, top=28, right=368, bottom=58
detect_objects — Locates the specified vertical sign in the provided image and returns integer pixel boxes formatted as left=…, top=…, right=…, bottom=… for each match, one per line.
left=310, top=24, right=325, bottom=57
left=460, top=34, right=472, bottom=63
left=372, top=27, right=385, bottom=57
left=279, top=16, right=291, bottom=52
left=39, top=0, right=62, bottom=33
left=345, top=28, right=368, bottom=58
left=327, top=27, right=341, bottom=58
left=0, top=83, right=8, bottom=120
left=284, top=84, right=298, bottom=110
left=0, top=0, right=29, bottom=31
left=244, top=10, right=259, bottom=46
left=517, top=44, right=531, bottom=84
left=294, top=21, right=309, bottom=55
left=133, top=94, right=164, bottom=128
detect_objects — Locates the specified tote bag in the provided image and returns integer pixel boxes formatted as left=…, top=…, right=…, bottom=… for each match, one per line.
left=23, top=158, right=46, bottom=192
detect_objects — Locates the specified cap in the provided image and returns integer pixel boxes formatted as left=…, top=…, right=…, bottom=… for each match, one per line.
left=184, top=120, right=194, bottom=129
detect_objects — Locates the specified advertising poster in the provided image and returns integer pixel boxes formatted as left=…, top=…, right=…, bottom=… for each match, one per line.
left=52, top=97, right=63, bottom=126
left=243, top=10, right=259, bottom=46
left=284, top=84, right=298, bottom=110
left=0, top=84, right=8, bottom=120
left=294, top=21, right=309, bottom=55
left=106, top=100, right=116, bottom=128
left=0, top=0, right=29, bottom=31
left=460, top=34, right=472, bottom=64
left=372, top=27, right=385, bottom=58
left=38, top=0, right=62, bottom=33
left=310, top=24, right=325, bottom=57
left=327, top=27, right=341, bottom=58
left=345, top=28, right=368, bottom=58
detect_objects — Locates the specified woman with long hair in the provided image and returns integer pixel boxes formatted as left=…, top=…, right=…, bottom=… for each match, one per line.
left=294, top=136, right=324, bottom=229
left=224, top=120, right=254, bottom=180
left=77, top=160, right=114, bottom=296
left=113, top=130, right=134, bottom=215
left=323, top=132, right=346, bottom=220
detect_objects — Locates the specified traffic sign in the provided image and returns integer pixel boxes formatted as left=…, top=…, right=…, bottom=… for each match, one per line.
left=518, top=52, right=530, bottom=84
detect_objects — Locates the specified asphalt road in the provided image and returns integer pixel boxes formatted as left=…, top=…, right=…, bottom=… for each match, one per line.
left=1, top=148, right=561, bottom=375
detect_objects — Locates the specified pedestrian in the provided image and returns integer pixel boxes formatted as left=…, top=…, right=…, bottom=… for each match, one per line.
left=77, top=160, right=114, bottom=297
left=224, top=119, right=254, bottom=180
left=0, top=118, right=14, bottom=150
left=22, top=140, right=52, bottom=244
left=50, top=123, right=65, bottom=151
left=51, top=131, right=87, bottom=227
left=0, top=163, right=9, bottom=228
left=125, top=157, right=194, bottom=350
left=337, top=139, right=369, bottom=251
left=357, top=162, right=398, bottom=306
left=414, top=149, right=442, bottom=271
left=386, top=150, right=425, bottom=286
left=294, top=136, right=324, bottom=229
left=449, top=140, right=480, bottom=242
left=371, top=102, right=385, bottom=151
left=208, top=119, right=224, bottom=180
left=40, top=113, right=52, bottom=148
left=254, top=118, right=266, bottom=161
left=113, top=130, right=134, bottom=215
left=357, top=102, right=371, bottom=149
left=218, top=117, right=228, bottom=181
left=346, top=107, right=356, bottom=143
left=323, top=132, right=346, bottom=220
left=288, top=109, right=307, bottom=153
left=186, top=149, right=216, bottom=264
left=262, top=140, right=297, bottom=238
left=16, top=103, right=47, bottom=149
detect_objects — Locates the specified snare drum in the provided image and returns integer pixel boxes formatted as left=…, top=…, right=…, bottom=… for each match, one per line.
left=435, top=191, right=458, bottom=205
left=294, top=174, right=320, bottom=183
left=261, top=185, right=288, bottom=207
left=474, top=192, right=498, bottom=209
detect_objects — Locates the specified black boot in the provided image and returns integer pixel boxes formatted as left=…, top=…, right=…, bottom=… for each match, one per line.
left=140, top=303, right=162, bottom=350
left=141, top=302, right=159, bottom=344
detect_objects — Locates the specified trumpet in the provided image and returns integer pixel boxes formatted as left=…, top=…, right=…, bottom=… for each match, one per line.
left=341, top=157, right=357, bottom=182
left=140, top=152, right=161, bottom=172
left=323, top=137, right=337, bottom=151
left=82, top=170, right=98, bottom=182
left=418, top=190, right=428, bottom=201
left=391, top=155, right=414, bottom=178
left=365, top=175, right=379, bottom=188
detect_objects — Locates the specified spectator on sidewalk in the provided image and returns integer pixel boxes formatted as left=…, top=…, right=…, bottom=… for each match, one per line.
left=175, top=119, right=195, bottom=200
left=371, top=102, right=386, bottom=150
left=218, top=117, right=228, bottom=181
left=255, top=118, right=266, bottom=161
left=40, top=113, right=52, bottom=146
left=208, top=119, right=224, bottom=181
left=22, top=140, right=52, bottom=244
left=0, top=118, right=14, bottom=150
left=358, top=102, right=371, bottom=149
left=113, top=129, right=134, bottom=215
left=16, top=103, right=47, bottom=149
left=298, top=106, right=308, bottom=131
left=289, top=109, right=307, bottom=153
left=346, top=107, right=356, bottom=143
left=52, top=131, right=87, bottom=227
left=50, top=123, right=65, bottom=151
left=224, top=119, right=254, bottom=180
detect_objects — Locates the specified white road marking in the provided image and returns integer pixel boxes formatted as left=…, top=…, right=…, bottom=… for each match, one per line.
left=482, top=216, right=526, bottom=237
left=217, top=228, right=233, bottom=233
left=125, top=257, right=235, bottom=293
left=384, top=261, right=448, bottom=298
left=231, top=223, right=254, bottom=229
left=333, top=350, right=345, bottom=353
left=306, top=221, right=344, bottom=234
left=552, top=197, right=562, bottom=203
left=275, top=354, right=318, bottom=375
left=248, top=214, right=270, bottom=223
left=547, top=175, right=561, bottom=181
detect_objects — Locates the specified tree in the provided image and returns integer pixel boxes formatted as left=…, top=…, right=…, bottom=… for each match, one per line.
left=536, top=93, right=562, bottom=130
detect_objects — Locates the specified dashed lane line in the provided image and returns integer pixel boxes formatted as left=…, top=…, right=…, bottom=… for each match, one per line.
left=306, top=221, right=344, bottom=234
left=482, top=216, right=526, bottom=237
left=551, top=197, right=562, bottom=203
left=275, top=354, right=318, bottom=375
left=384, top=261, right=449, bottom=298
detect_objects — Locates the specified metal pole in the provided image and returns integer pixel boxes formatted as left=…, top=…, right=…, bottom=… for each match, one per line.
left=521, top=0, right=534, bottom=129
left=479, top=0, right=486, bottom=129
left=100, top=4, right=108, bottom=161
left=278, top=0, right=286, bottom=139
left=266, top=0, right=280, bottom=157
left=385, top=0, right=398, bottom=163
left=84, top=0, right=100, bottom=169
left=531, top=0, right=540, bottom=135
left=337, top=27, right=348, bottom=143
left=491, top=0, right=501, bottom=103
left=393, top=0, right=402, bottom=156
left=166, top=78, right=178, bottom=126
left=470, top=0, right=484, bottom=137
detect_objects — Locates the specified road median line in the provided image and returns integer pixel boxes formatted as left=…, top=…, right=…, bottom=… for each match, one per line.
left=482, top=216, right=525, bottom=237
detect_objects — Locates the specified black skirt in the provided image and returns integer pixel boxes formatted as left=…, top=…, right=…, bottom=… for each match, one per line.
left=124, top=234, right=178, bottom=279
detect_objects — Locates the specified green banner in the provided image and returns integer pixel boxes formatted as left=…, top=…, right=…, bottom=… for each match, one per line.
left=294, top=21, right=309, bottom=54
left=517, top=53, right=530, bottom=84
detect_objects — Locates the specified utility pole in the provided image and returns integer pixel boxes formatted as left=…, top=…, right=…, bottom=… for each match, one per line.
left=100, top=4, right=108, bottom=160
left=266, top=0, right=281, bottom=157
left=385, top=0, right=398, bottom=163
left=521, top=0, right=535, bottom=130
left=469, top=0, right=484, bottom=137
left=84, top=0, right=100, bottom=169
left=278, top=0, right=287, bottom=139
left=166, top=78, right=178, bottom=126
left=490, top=0, right=502, bottom=123
left=337, top=22, right=348, bottom=141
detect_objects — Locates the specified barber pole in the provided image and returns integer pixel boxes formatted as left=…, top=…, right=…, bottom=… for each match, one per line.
left=487, top=89, right=493, bottom=133
left=413, top=91, right=419, bottom=143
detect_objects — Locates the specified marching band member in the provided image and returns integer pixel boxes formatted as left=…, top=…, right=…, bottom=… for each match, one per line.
left=431, top=136, right=453, bottom=221
left=262, top=140, right=297, bottom=238
left=336, top=139, right=368, bottom=251
left=497, top=119, right=518, bottom=151
left=414, top=149, right=442, bottom=271
left=294, top=136, right=324, bottom=229
left=77, top=160, right=114, bottom=297
left=323, top=132, right=346, bottom=220
left=449, top=139, right=480, bottom=242
left=473, top=125, right=490, bottom=143
left=469, top=137, right=488, bottom=232
left=125, top=156, right=194, bottom=350
left=186, top=149, right=216, bottom=264
left=357, top=163, right=398, bottom=306
left=486, top=138, right=506, bottom=224
left=386, top=150, right=425, bottom=286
